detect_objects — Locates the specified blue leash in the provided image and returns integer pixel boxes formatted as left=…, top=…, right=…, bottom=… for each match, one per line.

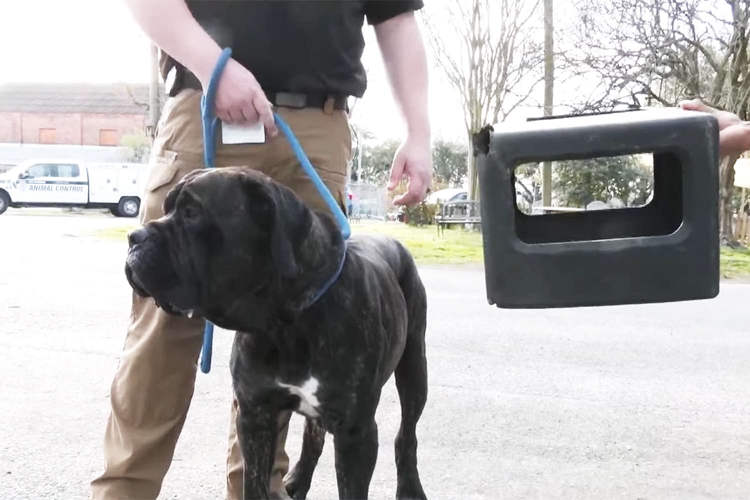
left=199, top=48, right=350, bottom=373
left=273, top=115, right=351, bottom=240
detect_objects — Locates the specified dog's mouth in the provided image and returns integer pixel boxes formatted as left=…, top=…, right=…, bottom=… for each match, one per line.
left=157, top=301, right=197, bottom=318
left=125, top=260, right=199, bottom=319
left=125, top=261, right=151, bottom=298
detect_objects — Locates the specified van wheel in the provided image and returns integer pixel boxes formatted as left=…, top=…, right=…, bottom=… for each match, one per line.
left=117, top=197, right=140, bottom=217
left=0, top=191, right=9, bottom=215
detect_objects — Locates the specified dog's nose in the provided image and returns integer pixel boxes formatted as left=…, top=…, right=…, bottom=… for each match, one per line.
left=128, top=228, right=149, bottom=247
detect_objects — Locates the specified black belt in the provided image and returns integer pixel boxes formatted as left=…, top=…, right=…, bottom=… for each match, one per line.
left=268, top=92, right=348, bottom=111
left=174, top=70, right=348, bottom=111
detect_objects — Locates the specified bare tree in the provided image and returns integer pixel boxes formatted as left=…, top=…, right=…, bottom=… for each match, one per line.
left=424, top=0, right=543, bottom=200
left=566, top=0, right=750, bottom=242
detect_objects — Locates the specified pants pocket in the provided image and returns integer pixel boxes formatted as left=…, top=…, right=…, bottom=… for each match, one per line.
left=141, top=149, right=203, bottom=223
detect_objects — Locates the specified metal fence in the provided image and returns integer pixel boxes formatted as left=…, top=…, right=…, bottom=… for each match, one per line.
left=349, top=182, right=388, bottom=220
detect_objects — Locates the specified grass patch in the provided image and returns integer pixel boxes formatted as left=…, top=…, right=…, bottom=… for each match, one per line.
left=720, top=246, right=750, bottom=280
left=94, top=220, right=484, bottom=265
left=94, top=226, right=138, bottom=240
left=351, top=221, right=483, bottom=264
left=93, top=220, right=750, bottom=277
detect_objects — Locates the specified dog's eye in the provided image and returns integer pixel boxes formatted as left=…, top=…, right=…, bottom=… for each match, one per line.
left=181, top=204, right=200, bottom=221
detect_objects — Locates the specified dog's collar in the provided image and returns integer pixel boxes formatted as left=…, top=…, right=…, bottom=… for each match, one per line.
left=306, top=241, right=347, bottom=307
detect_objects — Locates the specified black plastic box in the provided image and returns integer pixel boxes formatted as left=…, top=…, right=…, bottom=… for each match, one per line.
left=476, top=108, right=720, bottom=308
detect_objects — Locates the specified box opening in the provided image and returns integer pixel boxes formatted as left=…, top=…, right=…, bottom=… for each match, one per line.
left=513, top=152, right=683, bottom=244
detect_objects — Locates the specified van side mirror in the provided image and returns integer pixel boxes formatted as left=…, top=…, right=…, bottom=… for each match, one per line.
left=18, top=172, right=29, bottom=179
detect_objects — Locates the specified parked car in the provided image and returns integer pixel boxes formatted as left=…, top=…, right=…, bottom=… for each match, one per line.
left=424, top=187, right=467, bottom=205
left=0, top=159, right=147, bottom=217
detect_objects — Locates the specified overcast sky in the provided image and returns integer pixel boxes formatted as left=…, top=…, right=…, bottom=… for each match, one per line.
left=0, top=0, right=481, bottom=143
left=0, top=1, right=593, bottom=142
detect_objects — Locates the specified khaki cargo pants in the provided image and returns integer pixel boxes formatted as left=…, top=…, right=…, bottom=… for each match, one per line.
left=90, top=89, right=351, bottom=500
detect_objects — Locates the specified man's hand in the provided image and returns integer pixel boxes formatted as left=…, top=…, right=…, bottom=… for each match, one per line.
left=680, top=98, right=750, bottom=157
left=205, top=58, right=277, bottom=136
left=388, top=136, right=432, bottom=206
left=123, top=0, right=277, bottom=137
left=375, top=12, right=432, bottom=205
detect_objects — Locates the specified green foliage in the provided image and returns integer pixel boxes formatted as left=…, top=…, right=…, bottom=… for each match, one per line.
left=432, top=139, right=467, bottom=187
left=351, top=136, right=467, bottom=189
left=732, top=186, right=748, bottom=214
left=402, top=202, right=438, bottom=226
left=553, top=156, right=653, bottom=208
left=351, top=139, right=400, bottom=184
left=120, top=133, right=152, bottom=162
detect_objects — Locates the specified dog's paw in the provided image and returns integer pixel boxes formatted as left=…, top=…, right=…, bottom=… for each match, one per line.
left=396, top=484, right=428, bottom=500
left=284, top=468, right=309, bottom=500
left=269, top=490, right=293, bottom=500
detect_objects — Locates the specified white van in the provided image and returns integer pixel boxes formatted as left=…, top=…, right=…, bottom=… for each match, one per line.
left=0, top=159, right=147, bottom=217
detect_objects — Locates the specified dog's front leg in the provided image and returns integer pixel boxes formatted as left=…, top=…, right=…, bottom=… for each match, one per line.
left=236, top=401, right=278, bottom=500
left=333, top=419, right=378, bottom=499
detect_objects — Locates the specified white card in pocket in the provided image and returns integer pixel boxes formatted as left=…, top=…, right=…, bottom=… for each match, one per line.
left=221, top=121, right=266, bottom=144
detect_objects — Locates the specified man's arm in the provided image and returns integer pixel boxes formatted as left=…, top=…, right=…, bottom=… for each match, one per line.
left=374, top=11, right=432, bottom=206
left=124, top=0, right=276, bottom=133
left=680, top=99, right=750, bottom=158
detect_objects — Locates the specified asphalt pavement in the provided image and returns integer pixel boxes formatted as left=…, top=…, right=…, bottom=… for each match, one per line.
left=0, top=208, right=748, bottom=499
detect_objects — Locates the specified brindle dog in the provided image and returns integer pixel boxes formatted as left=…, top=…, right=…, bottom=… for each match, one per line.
left=125, top=167, right=428, bottom=500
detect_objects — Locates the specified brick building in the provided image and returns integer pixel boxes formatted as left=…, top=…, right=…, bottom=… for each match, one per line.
left=0, top=83, right=160, bottom=146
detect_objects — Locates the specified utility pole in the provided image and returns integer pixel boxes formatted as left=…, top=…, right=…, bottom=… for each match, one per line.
left=357, top=139, right=364, bottom=183
left=543, top=0, right=554, bottom=210
left=147, top=43, right=161, bottom=138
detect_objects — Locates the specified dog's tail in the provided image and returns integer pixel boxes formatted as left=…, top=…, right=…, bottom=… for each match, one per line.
left=391, top=240, right=427, bottom=344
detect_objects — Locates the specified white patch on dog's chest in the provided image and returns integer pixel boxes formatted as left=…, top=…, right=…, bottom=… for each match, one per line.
left=277, top=377, right=321, bottom=418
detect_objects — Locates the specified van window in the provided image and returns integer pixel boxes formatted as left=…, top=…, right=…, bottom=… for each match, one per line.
left=56, top=164, right=80, bottom=177
left=27, top=164, right=54, bottom=178
left=26, top=163, right=79, bottom=178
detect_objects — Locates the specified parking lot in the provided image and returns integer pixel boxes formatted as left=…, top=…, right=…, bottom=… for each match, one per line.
left=1, top=208, right=748, bottom=499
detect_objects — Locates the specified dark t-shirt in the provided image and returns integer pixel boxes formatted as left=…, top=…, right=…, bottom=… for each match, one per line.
left=161, top=0, right=423, bottom=98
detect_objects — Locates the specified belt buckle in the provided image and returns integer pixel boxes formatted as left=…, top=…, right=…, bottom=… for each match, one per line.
left=275, top=92, right=307, bottom=109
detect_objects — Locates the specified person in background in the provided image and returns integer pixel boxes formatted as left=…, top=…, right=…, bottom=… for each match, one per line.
left=680, top=98, right=750, bottom=157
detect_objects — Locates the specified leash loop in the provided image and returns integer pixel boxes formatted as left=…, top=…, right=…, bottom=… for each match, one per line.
left=198, top=47, right=350, bottom=373
left=200, top=47, right=233, bottom=170
left=198, top=47, right=232, bottom=374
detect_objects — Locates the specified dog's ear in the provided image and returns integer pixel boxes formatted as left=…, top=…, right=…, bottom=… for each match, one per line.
left=268, top=183, right=306, bottom=280
left=239, top=170, right=307, bottom=280
left=163, top=169, right=209, bottom=215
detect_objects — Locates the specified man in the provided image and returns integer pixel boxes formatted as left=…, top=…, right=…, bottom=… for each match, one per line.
left=90, top=1, right=431, bottom=499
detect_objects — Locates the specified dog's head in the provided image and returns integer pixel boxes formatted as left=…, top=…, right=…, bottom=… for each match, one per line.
left=125, top=167, right=328, bottom=330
